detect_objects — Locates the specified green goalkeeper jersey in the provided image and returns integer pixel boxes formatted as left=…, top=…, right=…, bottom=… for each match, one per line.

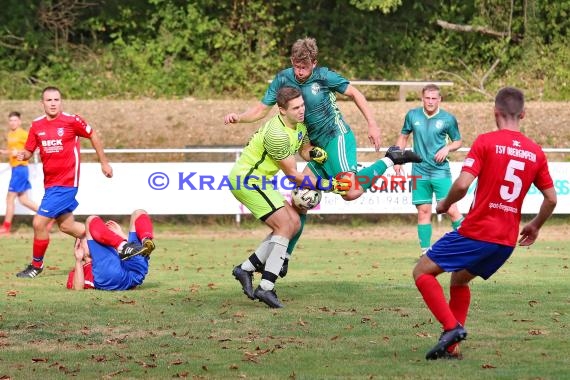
left=401, top=107, right=461, bottom=179
left=261, top=67, right=350, bottom=148
left=230, top=114, right=309, bottom=183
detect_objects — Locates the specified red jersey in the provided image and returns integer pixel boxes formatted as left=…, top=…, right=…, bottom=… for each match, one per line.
left=458, top=129, right=554, bottom=246
left=25, top=112, right=93, bottom=188
left=66, top=262, right=95, bottom=289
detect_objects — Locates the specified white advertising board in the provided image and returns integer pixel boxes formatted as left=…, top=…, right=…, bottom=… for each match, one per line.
left=1, top=162, right=568, bottom=215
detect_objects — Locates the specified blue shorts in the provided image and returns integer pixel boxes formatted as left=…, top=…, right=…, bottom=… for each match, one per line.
left=8, top=166, right=32, bottom=193
left=37, top=186, right=79, bottom=218
left=89, top=232, right=149, bottom=291
left=427, top=230, right=514, bottom=280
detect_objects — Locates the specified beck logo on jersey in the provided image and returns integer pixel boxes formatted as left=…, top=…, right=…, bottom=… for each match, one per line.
left=42, top=139, right=63, bottom=147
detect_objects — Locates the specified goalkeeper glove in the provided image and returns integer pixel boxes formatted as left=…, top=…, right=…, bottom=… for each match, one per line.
left=319, top=177, right=351, bottom=196
left=309, top=147, right=328, bottom=164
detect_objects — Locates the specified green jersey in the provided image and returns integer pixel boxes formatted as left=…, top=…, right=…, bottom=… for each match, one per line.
left=230, top=114, right=309, bottom=183
left=401, top=107, right=461, bottom=179
left=261, top=67, right=350, bottom=148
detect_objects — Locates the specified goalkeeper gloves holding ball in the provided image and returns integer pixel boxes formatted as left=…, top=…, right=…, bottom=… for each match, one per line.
left=309, top=147, right=328, bottom=164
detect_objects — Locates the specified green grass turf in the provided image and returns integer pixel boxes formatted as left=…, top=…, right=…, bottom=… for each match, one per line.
left=0, top=226, right=568, bottom=379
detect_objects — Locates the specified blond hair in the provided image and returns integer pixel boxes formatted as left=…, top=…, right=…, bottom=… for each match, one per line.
left=291, top=37, right=318, bottom=64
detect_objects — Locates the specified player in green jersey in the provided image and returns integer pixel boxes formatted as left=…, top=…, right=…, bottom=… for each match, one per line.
left=224, top=37, right=421, bottom=202
left=394, top=84, right=464, bottom=254
left=230, top=86, right=348, bottom=308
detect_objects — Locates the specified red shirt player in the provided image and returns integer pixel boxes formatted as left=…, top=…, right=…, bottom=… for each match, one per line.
left=15, top=86, right=113, bottom=279
left=412, top=87, right=557, bottom=360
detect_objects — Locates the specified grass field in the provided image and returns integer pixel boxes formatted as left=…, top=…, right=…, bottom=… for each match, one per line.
left=1, top=222, right=569, bottom=379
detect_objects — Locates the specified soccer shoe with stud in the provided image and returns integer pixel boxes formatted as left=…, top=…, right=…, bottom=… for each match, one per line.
left=385, top=145, right=423, bottom=165
left=425, top=324, right=468, bottom=360
left=141, top=238, right=156, bottom=257
left=118, top=242, right=146, bottom=261
left=253, top=286, right=284, bottom=308
left=16, top=264, right=43, bottom=278
left=232, top=265, right=255, bottom=299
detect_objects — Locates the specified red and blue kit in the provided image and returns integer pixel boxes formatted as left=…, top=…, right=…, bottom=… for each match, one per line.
left=25, top=112, right=93, bottom=188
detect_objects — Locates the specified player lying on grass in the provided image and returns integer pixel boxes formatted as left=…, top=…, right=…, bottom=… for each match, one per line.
left=67, top=209, right=156, bottom=291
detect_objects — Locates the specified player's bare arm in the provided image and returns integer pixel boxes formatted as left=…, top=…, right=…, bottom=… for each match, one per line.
left=72, top=238, right=86, bottom=290
left=224, top=102, right=271, bottom=124
left=518, top=186, right=557, bottom=246
left=343, top=84, right=381, bottom=151
left=434, top=139, right=462, bottom=163
left=16, top=149, right=33, bottom=161
left=436, top=171, right=475, bottom=214
left=278, top=156, right=319, bottom=188
left=89, top=130, right=113, bottom=178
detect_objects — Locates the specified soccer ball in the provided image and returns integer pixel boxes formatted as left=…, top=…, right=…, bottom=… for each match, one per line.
left=291, top=188, right=322, bottom=210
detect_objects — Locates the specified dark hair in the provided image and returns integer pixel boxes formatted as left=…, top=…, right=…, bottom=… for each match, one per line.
left=41, top=86, right=62, bottom=99
left=291, top=37, right=318, bottom=63
left=8, top=111, right=21, bottom=118
left=422, top=84, right=441, bottom=95
left=495, top=87, right=524, bottom=119
left=276, top=86, right=302, bottom=109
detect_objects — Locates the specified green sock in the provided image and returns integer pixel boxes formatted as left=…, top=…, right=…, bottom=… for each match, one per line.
left=287, top=213, right=306, bottom=256
left=355, top=159, right=388, bottom=191
left=417, top=223, right=432, bottom=250
left=451, top=217, right=464, bottom=230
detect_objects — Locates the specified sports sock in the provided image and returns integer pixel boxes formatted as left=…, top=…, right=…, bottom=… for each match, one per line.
left=417, top=223, right=432, bottom=250
left=88, top=216, right=125, bottom=249
left=447, top=285, right=471, bottom=352
left=241, top=234, right=272, bottom=271
left=355, top=160, right=388, bottom=191
left=260, top=235, right=289, bottom=290
left=32, top=238, right=49, bottom=268
left=415, top=274, right=458, bottom=331
left=135, top=213, right=154, bottom=241
left=287, top=213, right=306, bottom=256
left=3, top=221, right=12, bottom=231
left=451, top=217, right=464, bottom=230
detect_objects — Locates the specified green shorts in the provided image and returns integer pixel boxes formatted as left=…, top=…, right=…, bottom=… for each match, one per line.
left=230, top=177, right=285, bottom=220
left=412, top=177, right=453, bottom=205
left=307, top=131, right=357, bottom=179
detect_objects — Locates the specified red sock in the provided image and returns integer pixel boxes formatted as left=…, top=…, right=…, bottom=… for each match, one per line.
left=415, top=274, right=458, bottom=331
left=447, top=285, right=471, bottom=352
left=449, top=285, right=470, bottom=326
left=89, top=216, right=125, bottom=249
left=3, top=221, right=11, bottom=230
left=32, top=238, right=50, bottom=268
left=134, top=213, right=154, bottom=241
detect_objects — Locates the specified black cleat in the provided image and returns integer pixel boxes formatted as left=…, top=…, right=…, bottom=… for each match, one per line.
left=253, top=286, right=284, bottom=308
left=16, top=264, right=43, bottom=278
left=426, top=324, right=468, bottom=360
left=279, top=258, right=289, bottom=278
left=141, top=238, right=156, bottom=257
left=118, top=242, right=146, bottom=261
left=385, top=145, right=423, bottom=165
left=232, top=265, right=255, bottom=299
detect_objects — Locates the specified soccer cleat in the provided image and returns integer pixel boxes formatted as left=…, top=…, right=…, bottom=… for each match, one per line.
left=118, top=242, right=146, bottom=261
left=232, top=265, right=255, bottom=299
left=253, top=286, right=284, bottom=308
left=16, top=264, right=43, bottom=278
left=425, top=324, right=468, bottom=360
left=385, top=145, right=423, bottom=165
left=0, top=227, right=11, bottom=236
left=141, top=238, right=156, bottom=257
